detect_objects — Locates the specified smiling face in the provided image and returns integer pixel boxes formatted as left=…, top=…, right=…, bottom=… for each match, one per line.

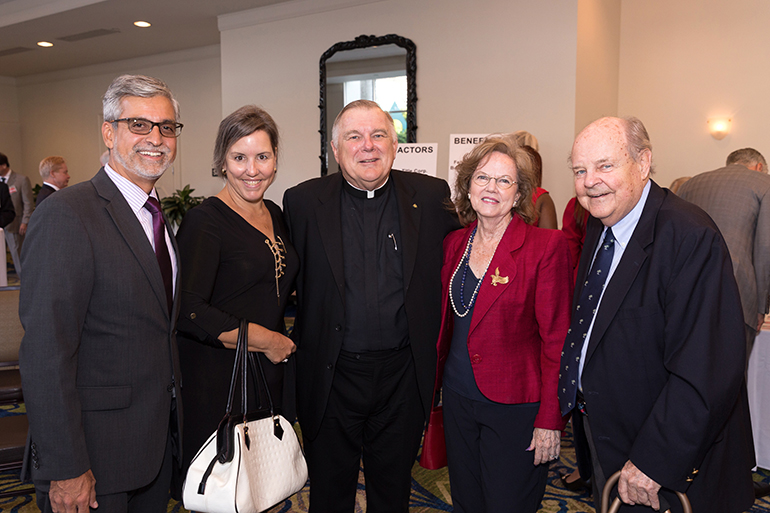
left=469, top=152, right=519, bottom=223
left=331, top=106, right=397, bottom=191
left=222, top=130, right=276, bottom=204
left=571, top=118, right=650, bottom=227
left=102, top=95, right=177, bottom=193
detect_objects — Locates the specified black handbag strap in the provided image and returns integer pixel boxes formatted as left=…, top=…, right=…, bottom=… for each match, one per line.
left=229, top=319, right=283, bottom=436
left=223, top=318, right=249, bottom=416
left=249, top=352, right=284, bottom=440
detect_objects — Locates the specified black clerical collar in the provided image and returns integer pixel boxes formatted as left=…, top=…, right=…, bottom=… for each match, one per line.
left=342, top=175, right=391, bottom=199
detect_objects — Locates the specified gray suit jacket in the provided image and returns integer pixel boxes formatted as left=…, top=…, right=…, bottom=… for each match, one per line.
left=4, top=169, right=34, bottom=233
left=678, top=164, right=770, bottom=329
left=18, top=168, right=182, bottom=494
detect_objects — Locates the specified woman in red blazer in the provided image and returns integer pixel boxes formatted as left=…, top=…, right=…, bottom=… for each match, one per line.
left=435, top=136, right=572, bottom=512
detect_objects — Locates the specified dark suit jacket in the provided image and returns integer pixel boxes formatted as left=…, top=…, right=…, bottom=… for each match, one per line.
left=19, top=168, right=182, bottom=495
left=283, top=170, right=459, bottom=440
left=574, top=181, right=755, bottom=512
left=35, top=183, right=56, bottom=206
left=0, top=181, right=14, bottom=228
left=435, top=217, right=572, bottom=430
left=677, top=165, right=770, bottom=329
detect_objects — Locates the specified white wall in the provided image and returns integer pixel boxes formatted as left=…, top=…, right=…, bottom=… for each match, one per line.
left=219, top=0, right=579, bottom=214
left=575, top=0, right=620, bottom=135
left=0, top=76, right=22, bottom=171
left=13, top=45, right=223, bottom=199
left=619, top=0, right=770, bottom=187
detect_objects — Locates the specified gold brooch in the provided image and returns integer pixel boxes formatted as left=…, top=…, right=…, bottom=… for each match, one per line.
left=491, top=267, right=508, bottom=286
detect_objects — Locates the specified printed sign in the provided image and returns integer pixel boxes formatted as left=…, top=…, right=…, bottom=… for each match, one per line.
left=394, top=143, right=438, bottom=177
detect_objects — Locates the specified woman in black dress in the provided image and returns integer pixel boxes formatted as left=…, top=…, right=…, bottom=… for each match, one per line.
left=175, top=105, right=298, bottom=476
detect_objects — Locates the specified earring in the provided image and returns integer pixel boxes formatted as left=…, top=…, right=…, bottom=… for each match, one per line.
left=467, top=192, right=471, bottom=199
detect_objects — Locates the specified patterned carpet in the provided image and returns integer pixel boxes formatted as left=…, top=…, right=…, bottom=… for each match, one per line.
left=3, top=402, right=770, bottom=512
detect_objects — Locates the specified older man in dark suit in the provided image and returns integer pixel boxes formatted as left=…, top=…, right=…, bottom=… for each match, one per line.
left=19, top=74, right=183, bottom=513
left=283, top=100, right=459, bottom=512
left=36, top=156, right=71, bottom=206
left=558, top=117, right=755, bottom=512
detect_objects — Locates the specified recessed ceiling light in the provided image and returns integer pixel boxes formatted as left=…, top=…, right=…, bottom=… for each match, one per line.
left=37, top=41, right=53, bottom=47
left=134, top=21, right=151, bottom=28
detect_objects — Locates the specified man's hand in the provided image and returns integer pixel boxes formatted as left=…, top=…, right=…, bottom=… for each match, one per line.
left=758, top=313, right=765, bottom=333
left=19, top=222, right=27, bottom=236
left=617, top=460, right=662, bottom=510
left=49, top=469, right=97, bottom=513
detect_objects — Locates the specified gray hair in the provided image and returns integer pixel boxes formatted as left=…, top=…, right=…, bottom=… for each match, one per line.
left=102, top=74, right=180, bottom=122
left=726, top=148, right=767, bottom=169
left=331, top=100, right=396, bottom=149
left=622, top=116, right=653, bottom=170
left=39, top=156, right=65, bottom=179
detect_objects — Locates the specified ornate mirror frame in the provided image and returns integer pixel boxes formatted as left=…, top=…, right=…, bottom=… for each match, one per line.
left=319, top=33, right=417, bottom=176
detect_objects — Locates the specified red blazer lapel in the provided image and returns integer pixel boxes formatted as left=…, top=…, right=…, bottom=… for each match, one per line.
left=469, top=216, right=526, bottom=335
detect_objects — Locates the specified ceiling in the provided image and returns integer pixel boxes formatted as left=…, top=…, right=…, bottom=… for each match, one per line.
left=0, top=0, right=293, bottom=77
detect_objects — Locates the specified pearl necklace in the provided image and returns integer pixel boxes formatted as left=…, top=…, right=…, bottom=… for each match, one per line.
left=450, top=227, right=488, bottom=317
left=449, top=220, right=510, bottom=318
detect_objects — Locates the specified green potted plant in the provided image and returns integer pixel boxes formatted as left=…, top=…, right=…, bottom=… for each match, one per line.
left=161, top=185, right=204, bottom=232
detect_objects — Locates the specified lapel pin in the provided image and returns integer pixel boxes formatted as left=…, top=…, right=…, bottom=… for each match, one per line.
left=412, top=203, right=418, bottom=209
left=491, top=267, right=509, bottom=286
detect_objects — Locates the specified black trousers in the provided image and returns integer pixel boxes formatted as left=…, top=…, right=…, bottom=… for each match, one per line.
left=303, top=347, right=425, bottom=513
left=35, top=428, right=173, bottom=513
left=443, top=387, right=549, bottom=513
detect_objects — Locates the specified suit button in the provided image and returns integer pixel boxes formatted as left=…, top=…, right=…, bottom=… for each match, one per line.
left=471, top=354, right=482, bottom=364
left=167, top=383, right=174, bottom=392
left=327, top=363, right=333, bottom=370
left=190, top=313, right=197, bottom=320
left=335, top=324, right=342, bottom=332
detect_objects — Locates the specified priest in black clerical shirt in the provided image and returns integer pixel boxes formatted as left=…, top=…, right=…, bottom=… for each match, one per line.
left=283, top=100, right=459, bottom=513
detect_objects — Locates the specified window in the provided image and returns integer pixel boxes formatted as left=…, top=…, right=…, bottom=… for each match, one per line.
left=344, top=75, right=407, bottom=143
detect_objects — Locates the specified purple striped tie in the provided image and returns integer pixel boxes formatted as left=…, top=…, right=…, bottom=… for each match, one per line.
left=144, top=197, right=173, bottom=314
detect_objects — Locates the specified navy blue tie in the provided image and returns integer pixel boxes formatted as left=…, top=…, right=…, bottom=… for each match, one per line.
left=558, top=227, right=615, bottom=416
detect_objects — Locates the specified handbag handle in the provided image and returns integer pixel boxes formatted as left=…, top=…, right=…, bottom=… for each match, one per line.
left=248, top=350, right=284, bottom=440
left=223, top=318, right=249, bottom=417
left=231, top=318, right=285, bottom=440
left=601, top=471, right=692, bottom=513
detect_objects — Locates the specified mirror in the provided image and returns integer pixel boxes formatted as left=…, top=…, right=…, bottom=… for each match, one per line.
left=319, top=34, right=417, bottom=176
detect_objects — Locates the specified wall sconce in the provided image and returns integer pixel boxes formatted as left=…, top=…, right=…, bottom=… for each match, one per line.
left=708, top=118, right=731, bottom=140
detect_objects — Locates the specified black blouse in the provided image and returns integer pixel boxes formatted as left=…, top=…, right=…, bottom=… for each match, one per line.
left=176, top=196, right=298, bottom=342
left=174, top=196, right=298, bottom=471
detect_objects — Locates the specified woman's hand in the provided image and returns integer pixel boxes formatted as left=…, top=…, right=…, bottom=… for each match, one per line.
left=258, top=331, right=296, bottom=364
left=527, top=428, right=561, bottom=465
left=220, top=323, right=296, bottom=363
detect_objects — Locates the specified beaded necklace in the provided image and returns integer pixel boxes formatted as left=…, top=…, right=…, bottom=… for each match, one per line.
left=449, top=219, right=511, bottom=318
left=450, top=227, right=487, bottom=317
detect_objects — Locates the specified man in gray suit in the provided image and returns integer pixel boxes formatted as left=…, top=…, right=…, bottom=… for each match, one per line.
left=677, top=148, right=770, bottom=356
left=19, top=74, right=183, bottom=513
left=0, top=153, right=34, bottom=278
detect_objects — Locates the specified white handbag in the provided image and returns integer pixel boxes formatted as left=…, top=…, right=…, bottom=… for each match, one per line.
left=182, top=319, right=308, bottom=513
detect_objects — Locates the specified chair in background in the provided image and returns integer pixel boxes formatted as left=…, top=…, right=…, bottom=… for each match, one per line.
left=0, top=287, right=23, bottom=404
left=0, top=286, right=34, bottom=499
